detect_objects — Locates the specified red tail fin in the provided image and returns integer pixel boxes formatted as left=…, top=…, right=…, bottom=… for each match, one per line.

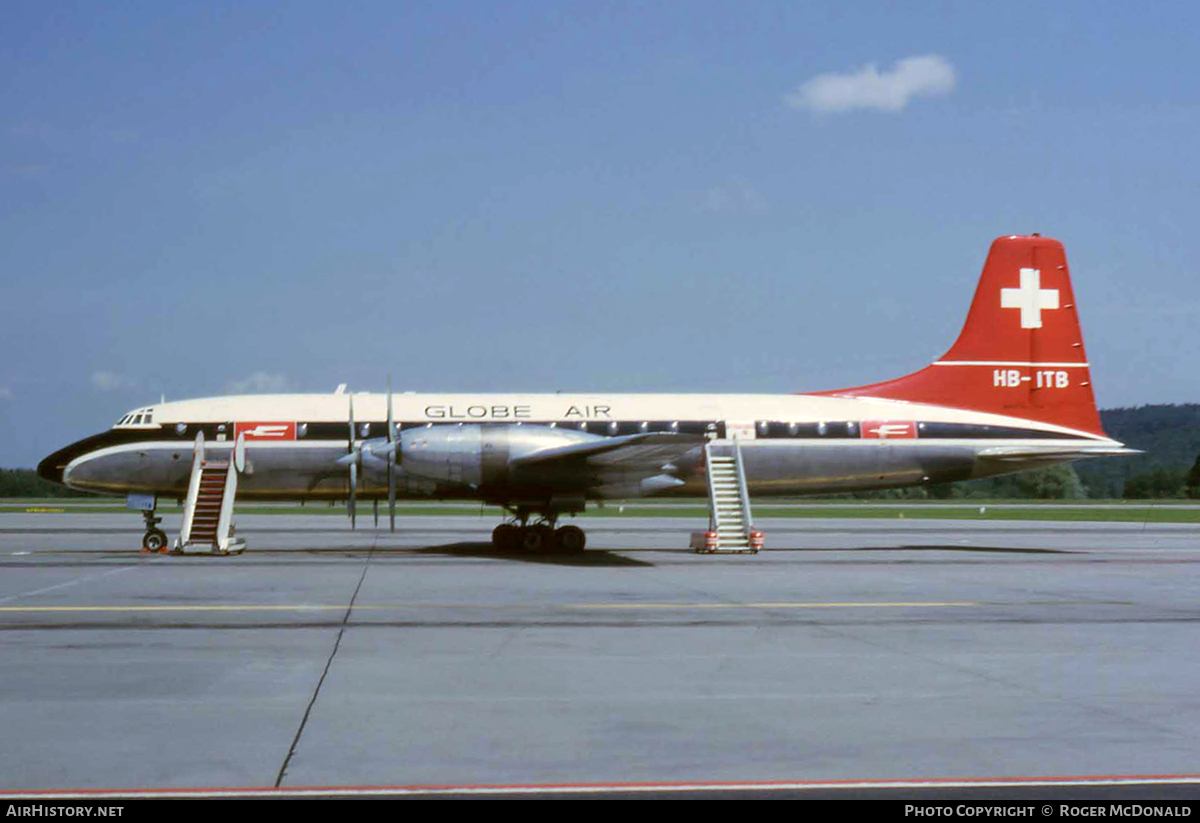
left=823, top=235, right=1105, bottom=436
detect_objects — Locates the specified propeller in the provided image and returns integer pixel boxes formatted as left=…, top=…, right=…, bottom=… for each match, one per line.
left=336, top=382, right=401, bottom=533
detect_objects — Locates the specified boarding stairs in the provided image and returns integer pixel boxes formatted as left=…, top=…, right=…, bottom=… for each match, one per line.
left=692, top=438, right=762, bottom=554
left=175, top=432, right=246, bottom=555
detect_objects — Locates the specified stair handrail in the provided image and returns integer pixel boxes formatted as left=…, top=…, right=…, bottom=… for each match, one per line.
left=703, top=440, right=719, bottom=532
left=733, top=436, right=753, bottom=538
left=179, top=430, right=205, bottom=545
left=216, top=435, right=242, bottom=552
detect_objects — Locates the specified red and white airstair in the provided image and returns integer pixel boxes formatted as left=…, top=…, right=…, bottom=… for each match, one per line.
left=175, top=432, right=246, bottom=555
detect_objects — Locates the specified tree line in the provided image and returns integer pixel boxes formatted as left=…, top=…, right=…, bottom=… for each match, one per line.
left=0, top=468, right=98, bottom=498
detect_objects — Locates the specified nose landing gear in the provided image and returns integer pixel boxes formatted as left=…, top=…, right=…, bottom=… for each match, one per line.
left=140, top=509, right=168, bottom=554
left=127, top=494, right=169, bottom=553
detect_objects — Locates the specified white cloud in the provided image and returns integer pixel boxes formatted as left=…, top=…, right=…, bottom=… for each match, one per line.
left=91, top=371, right=134, bottom=392
left=225, top=372, right=290, bottom=394
left=786, top=54, right=956, bottom=115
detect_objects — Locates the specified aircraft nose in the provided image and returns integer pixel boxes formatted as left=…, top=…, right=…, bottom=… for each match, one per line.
left=37, top=453, right=64, bottom=485
left=38, top=432, right=110, bottom=488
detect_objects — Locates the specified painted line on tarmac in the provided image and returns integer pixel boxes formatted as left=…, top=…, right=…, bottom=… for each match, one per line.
left=0, top=600, right=1018, bottom=613
left=0, top=566, right=137, bottom=605
left=0, top=604, right=348, bottom=613
left=571, top=601, right=981, bottom=609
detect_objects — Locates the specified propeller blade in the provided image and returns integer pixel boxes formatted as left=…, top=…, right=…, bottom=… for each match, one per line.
left=388, top=460, right=395, bottom=533
left=387, top=377, right=396, bottom=533
left=348, top=394, right=357, bottom=530
left=349, top=460, right=357, bottom=530
left=387, top=376, right=394, bottom=444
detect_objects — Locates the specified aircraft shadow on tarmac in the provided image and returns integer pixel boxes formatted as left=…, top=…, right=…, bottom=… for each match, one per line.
left=256, top=543, right=1067, bottom=562
left=76, top=543, right=1066, bottom=562
left=415, top=541, right=655, bottom=566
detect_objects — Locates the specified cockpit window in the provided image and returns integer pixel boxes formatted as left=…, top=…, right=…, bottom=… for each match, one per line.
left=114, top=408, right=156, bottom=428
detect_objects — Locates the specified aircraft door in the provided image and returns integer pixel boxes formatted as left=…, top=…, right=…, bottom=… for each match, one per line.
left=725, top=421, right=756, bottom=441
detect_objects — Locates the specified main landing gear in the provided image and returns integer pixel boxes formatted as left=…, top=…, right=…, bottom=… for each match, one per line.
left=491, top=510, right=586, bottom=554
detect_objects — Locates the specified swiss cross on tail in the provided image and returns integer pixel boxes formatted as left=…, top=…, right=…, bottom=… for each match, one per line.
left=1000, top=268, right=1059, bottom=329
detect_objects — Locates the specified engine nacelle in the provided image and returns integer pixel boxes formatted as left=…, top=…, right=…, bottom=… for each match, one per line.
left=398, top=423, right=601, bottom=487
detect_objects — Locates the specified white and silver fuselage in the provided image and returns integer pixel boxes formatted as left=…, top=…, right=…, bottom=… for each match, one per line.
left=40, top=392, right=1125, bottom=504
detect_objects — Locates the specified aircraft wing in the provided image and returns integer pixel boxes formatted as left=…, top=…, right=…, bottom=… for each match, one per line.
left=510, top=432, right=705, bottom=471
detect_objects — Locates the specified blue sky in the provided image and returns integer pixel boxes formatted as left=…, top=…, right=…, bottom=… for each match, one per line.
left=2, top=1, right=1198, bottom=467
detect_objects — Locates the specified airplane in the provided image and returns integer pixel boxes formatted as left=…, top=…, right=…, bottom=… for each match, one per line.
left=38, top=234, right=1134, bottom=554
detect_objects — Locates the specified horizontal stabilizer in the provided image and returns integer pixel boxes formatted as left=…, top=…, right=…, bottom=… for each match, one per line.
left=977, top=446, right=1142, bottom=462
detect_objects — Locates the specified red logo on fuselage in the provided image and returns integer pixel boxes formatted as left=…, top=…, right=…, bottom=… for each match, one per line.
left=234, top=421, right=297, bottom=441
left=861, top=420, right=917, bottom=439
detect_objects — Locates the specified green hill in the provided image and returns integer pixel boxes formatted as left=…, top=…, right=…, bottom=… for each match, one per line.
left=1073, top=404, right=1200, bottom=498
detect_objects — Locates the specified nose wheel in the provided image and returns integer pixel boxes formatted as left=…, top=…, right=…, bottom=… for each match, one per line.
left=140, top=510, right=168, bottom=553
